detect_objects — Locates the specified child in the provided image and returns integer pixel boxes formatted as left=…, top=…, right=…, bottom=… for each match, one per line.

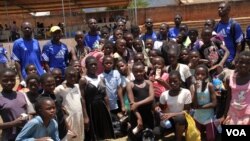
left=133, top=38, right=144, bottom=53
left=100, top=56, right=125, bottom=114
left=0, top=43, right=8, bottom=69
left=18, top=64, right=38, bottom=92
left=51, top=68, right=63, bottom=86
left=145, top=38, right=154, bottom=53
left=154, top=71, right=192, bottom=141
left=149, top=56, right=169, bottom=101
left=187, top=29, right=201, bottom=51
left=126, top=62, right=154, bottom=141
left=103, top=40, right=114, bottom=56
left=39, top=73, right=70, bottom=140
left=179, top=48, right=189, bottom=65
left=0, top=68, right=28, bottom=140
left=54, top=67, right=84, bottom=141
left=190, top=65, right=217, bottom=141
left=124, top=32, right=135, bottom=60
left=222, top=51, right=250, bottom=125
left=69, top=59, right=82, bottom=82
left=16, top=97, right=60, bottom=141
left=113, top=38, right=130, bottom=63
left=79, top=56, right=114, bottom=140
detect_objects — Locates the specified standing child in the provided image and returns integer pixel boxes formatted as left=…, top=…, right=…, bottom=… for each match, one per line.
left=54, top=67, right=84, bottom=141
left=79, top=56, right=114, bottom=140
left=0, top=43, right=8, bottom=68
left=190, top=65, right=217, bottom=141
left=51, top=68, right=63, bottom=87
left=16, top=97, right=60, bottom=141
left=222, top=51, right=250, bottom=125
left=126, top=62, right=154, bottom=141
left=0, top=68, right=28, bottom=140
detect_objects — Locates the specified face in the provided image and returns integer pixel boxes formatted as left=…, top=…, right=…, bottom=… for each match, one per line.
left=235, top=56, right=250, bottom=75
left=40, top=100, right=56, bottom=120
left=218, top=3, right=230, bottom=17
left=101, top=29, right=109, bottom=39
left=72, top=61, right=81, bottom=74
left=27, top=79, right=39, bottom=93
left=75, top=34, right=84, bottom=45
left=132, top=65, right=145, bottom=81
left=153, top=58, right=164, bottom=70
left=116, top=39, right=126, bottom=54
left=146, top=39, right=153, bottom=50
left=189, top=32, right=198, bottom=42
left=103, top=57, right=114, bottom=71
left=52, top=30, right=62, bottom=42
left=176, top=33, right=184, bottom=44
left=117, top=61, right=127, bottom=75
left=21, top=22, right=33, bottom=37
left=124, top=34, right=134, bottom=47
left=0, top=71, right=16, bottom=91
left=26, top=65, right=37, bottom=75
left=104, top=44, right=113, bottom=55
left=145, top=18, right=153, bottom=29
left=168, top=50, right=178, bottom=65
left=195, top=67, right=207, bottom=81
left=86, top=59, right=97, bottom=75
left=66, top=70, right=77, bottom=85
left=174, top=15, right=182, bottom=26
left=180, top=50, right=189, bottom=62
left=189, top=52, right=200, bottom=64
left=134, top=54, right=144, bottom=63
left=52, top=70, right=62, bottom=86
left=88, top=19, right=97, bottom=31
left=169, top=74, right=181, bottom=90
left=160, top=24, right=168, bottom=35
left=204, top=20, right=214, bottom=29
left=149, top=50, right=158, bottom=63
left=114, top=30, right=123, bottom=39
left=42, top=76, right=56, bottom=94
left=117, top=21, right=125, bottom=30
left=133, top=40, right=143, bottom=52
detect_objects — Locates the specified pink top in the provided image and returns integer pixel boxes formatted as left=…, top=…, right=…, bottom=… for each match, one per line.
left=81, top=50, right=104, bottom=75
left=226, top=71, right=250, bottom=125
left=149, top=72, right=169, bottom=98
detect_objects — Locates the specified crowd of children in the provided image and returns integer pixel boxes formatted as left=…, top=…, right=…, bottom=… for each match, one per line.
left=0, top=1, right=250, bottom=141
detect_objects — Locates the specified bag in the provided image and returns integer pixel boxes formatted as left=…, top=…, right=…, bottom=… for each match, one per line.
left=184, top=111, right=201, bottom=141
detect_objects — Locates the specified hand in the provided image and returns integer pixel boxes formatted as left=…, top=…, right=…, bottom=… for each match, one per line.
left=137, top=119, right=143, bottom=130
left=34, top=137, right=52, bottom=141
left=160, top=113, right=174, bottom=121
left=68, top=130, right=77, bottom=138
left=130, top=102, right=139, bottom=111
left=13, top=116, right=26, bottom=127
left=121, top=106, right=127, bottom=115
left=154, top=106, right=161, bottom=112
left=84, top=116, right=90, bottom=131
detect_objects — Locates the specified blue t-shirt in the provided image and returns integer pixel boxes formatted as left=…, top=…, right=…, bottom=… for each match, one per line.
left=215, top=19, right=243, bottom=62
left=11, top=38, right=44, bottom=79
left=42, top=40, right=69, bottom=74
left=83, top=33, right=101, bottom=50
left=0, top=47, right=7, bottom=63
left=141, top=31, right=157, bottom=41
left=246, top=25, right=250, bottom=40
left=168, top=27, right=180, bottom=40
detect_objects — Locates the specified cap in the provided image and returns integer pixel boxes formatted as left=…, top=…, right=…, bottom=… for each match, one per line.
left=50, top=26, right=61, bottom=33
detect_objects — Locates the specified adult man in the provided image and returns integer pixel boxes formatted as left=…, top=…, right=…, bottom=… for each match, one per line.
left=42, top=26, right=69, bottom=74
left=11, top=21, right=44, bottom=82
left=141, top=18, right=157, bottom=41
left=168, top=14, right=182, bottom=40
left=214, top=2, right=244, bottom=67
left=83, top=18, right=101, bottom=50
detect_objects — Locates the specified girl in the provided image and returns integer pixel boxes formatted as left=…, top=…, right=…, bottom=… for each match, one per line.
left=113, top=38, right=130, bottom=63
left=69, top=59, right=82, bottom=82
left=154, top=71, right=192, bottom=141
left=103, top=40, right=114, bottom=56
left=79, top=56, right=114, bottom=140
left=166, top=47, right=192, bottom=88
left=54, top=67, right=84, bottom=141
left=190, top=65, right=217, bottom=141
left=126, top=62, right=154, bottom=141
left=222, top=51, right=250, bottom=125
left=179, top=48, right=189, bottom=65
left=0, top=68, right=28, bottom=140
left=16, top=97, right=60, bottom=141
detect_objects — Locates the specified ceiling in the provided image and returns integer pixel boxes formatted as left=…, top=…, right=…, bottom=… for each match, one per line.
left=0, top=0, right=130, bottom=15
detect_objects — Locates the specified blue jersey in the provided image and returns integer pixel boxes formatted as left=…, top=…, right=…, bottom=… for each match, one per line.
left=141, top=31, right=157, bottom=41
left=42, top=40, right=69, bottom=74
left=83, top=33, right=101, bottom=50
left=0, top=47, right=7, bottom=63
left=246, top=25, right=250, bottom=40
left=11, top=38, right=44, bottom=78
left=215, top=19, right=243, bottom=62
left=168, top=27, right=180, bottom=40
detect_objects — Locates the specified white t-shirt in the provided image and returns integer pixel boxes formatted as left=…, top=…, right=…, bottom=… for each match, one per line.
left=160, top=88, right=192, bottom=113
left=166, top=63, right=192, bottom=82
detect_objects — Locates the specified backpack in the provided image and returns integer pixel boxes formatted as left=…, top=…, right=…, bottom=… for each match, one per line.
left=215, top=19, right=246, bottom=51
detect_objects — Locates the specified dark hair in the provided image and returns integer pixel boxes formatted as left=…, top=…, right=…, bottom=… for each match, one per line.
left=132, top=62, right=145, bottom=70
left=149, top=49, right=162, bottom=56
left=169, top=70, right=182, bottom=81
left=40, top=73, right=54, bottom=84
left=131, top=25, right=140, bottom=33
left=25, top=64, right=36, bottom=73
left=103, top=40, right=114, bottom=49
left=0, top=68, right=16, bottom=78
left=51, top=68, right=62, bottom=74
left=65, top=66, right=76, bottom=78
left=195, top=64, right=209, bottom=78
left=103, top=55, right=113, bottom=63
left=189, top=50, right=200, bottom=57
left=35, top=97, right=54, bottom=115
left=85, top=56, right=97, bottom=66
left=116, top=59, right=127, bottom=66
left=188, top=29, right=198, bottom=36
left=154, top=56, right=165, bottom=64
left=69, top=59, right=80, bottom=66
left=25, top=74, right=40, bottom=84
